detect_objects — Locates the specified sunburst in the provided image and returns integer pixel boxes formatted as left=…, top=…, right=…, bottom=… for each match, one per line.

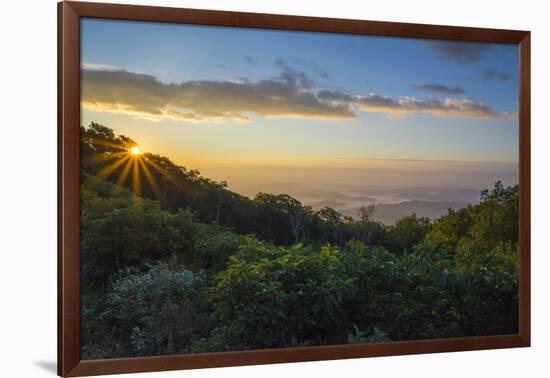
left=94, top=145, right=172, bottom=202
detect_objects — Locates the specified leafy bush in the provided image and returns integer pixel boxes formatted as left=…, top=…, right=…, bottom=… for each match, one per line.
left=98, top=263, right=207, bottom=358
left=207, top=238, right=360, bottom=350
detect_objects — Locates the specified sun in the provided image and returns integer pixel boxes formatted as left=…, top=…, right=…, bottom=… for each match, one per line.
left=129, top=146, right=141, bottom=155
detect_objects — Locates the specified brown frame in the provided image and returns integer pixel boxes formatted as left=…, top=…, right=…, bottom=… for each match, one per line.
left=58, top=1, right=531, bottom=376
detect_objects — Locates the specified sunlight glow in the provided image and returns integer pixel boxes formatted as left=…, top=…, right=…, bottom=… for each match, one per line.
left=93, top=142, right=184, bottom=202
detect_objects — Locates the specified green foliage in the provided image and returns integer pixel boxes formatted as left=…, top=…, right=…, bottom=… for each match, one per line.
left=387, top=214, right=431, bottom=254
left=202, top=236, right=517, bottom=351
left=80, top=123, right=519, bottom=359
left=194, top=223, right=245, bottom=273
left=81, top=176, right=199, bottom=283
left=207, top=238, right=359, bottom=349
left=428, top=181, right=519, bottom=254
left=82, top=263, right=207, bottom=358
left=81, top=123, right=395, bottom=248
left=252, top=193, right=313, bottom=245
left=347, top=325, right=391, bottom=344
left=81, top=122, right=258, bottom=235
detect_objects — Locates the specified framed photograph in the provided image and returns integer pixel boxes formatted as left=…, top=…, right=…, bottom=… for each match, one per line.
left=58, top=1, right=530, bottom=376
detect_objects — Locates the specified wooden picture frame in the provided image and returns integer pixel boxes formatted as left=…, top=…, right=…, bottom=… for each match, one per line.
left=58, top=1, right=531, bottom=376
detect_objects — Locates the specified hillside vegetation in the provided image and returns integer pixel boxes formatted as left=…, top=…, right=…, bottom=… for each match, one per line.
left=80, top=123, right=519, bottom=359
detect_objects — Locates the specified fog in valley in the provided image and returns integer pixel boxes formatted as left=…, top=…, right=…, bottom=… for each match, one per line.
left=200, top=159, right=518, bottom=224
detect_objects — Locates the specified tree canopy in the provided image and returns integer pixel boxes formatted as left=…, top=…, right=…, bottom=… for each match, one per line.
left=80, top=123, right=519, bottom=359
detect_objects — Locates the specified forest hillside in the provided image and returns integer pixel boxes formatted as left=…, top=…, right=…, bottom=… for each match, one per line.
left=80, top=122, right=519, bottom=359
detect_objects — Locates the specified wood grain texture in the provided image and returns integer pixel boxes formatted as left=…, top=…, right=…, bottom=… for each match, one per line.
left=58, top=2, right=81, bottom=376
left=67, top=0, right=528, bottom=43
left=518, top=33, right=531, bottom=345
left=58, top=1, right=531, bottom=376
left=67, top=335, right=526, bottom=377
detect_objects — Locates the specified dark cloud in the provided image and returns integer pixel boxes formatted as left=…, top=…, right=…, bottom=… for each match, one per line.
left=243, top=56, right=257, bottom=64
left=355, top=94, right=401, bottom=110
left=428, top=41, right=492, bottom=64
left=275, top=59, right=316, bottom=89
left=316, top=90, right=513, bottom=120
left=484, top=68, right=510, bottom=81
left=413, top=83, right=467, bottom=95
left=81, top=68, right=354, bottom=122
left=317, top=90, right=354, bottom=102
left=291, top=58, right=331, bottom=80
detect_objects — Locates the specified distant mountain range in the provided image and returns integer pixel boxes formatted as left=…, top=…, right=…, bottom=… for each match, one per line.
left=309, top=200, right=347, bottom=210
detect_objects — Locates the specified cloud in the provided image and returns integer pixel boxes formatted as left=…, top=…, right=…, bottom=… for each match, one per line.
left=82, top=66, right=514, bottom=123
left=81, top=69, right=354, bottom=122
left=428, top=41, right=491, bottom=64
left=483, top=68, right=510, bottom=81
left=81, top=62, right=119, bottom=71
left=243, top=56, right=257, bottom=64
left=318, top=90, right=355, bottom=102
left=413, top=83, right=467, bottom=96
left=317, top=90, right=513, bottom=120
left=274, top=59, right=316, bottom=89
left=290, top=58, right=331, bottom=80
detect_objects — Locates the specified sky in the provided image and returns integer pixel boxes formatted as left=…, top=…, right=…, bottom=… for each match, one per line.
left=80, top=18, right=519, bottom=199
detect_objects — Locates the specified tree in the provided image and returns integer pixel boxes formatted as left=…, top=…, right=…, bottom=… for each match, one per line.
left=96, top=263, right=207, bottom=358
left=317, top=206, right=347, bottom=244
left=204, top=179, right=228, bottom=225
left=387, top=214, right=431, bottom=254
left=81, top=174, right=199, bottom=282
left=354, top=204, right=379, bottom=244
left=357, top=204, right=376, bottom=224
left=427, top=181, right=518, bottom=254
left=253, top=193, right=312, bottom=245
left=81, top=123, right=260, bottom=237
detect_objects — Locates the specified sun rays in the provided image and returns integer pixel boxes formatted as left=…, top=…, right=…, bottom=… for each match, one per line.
left=89, top=139, right=202, bottom=210
left=94, top=145, right=169, bottom=202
